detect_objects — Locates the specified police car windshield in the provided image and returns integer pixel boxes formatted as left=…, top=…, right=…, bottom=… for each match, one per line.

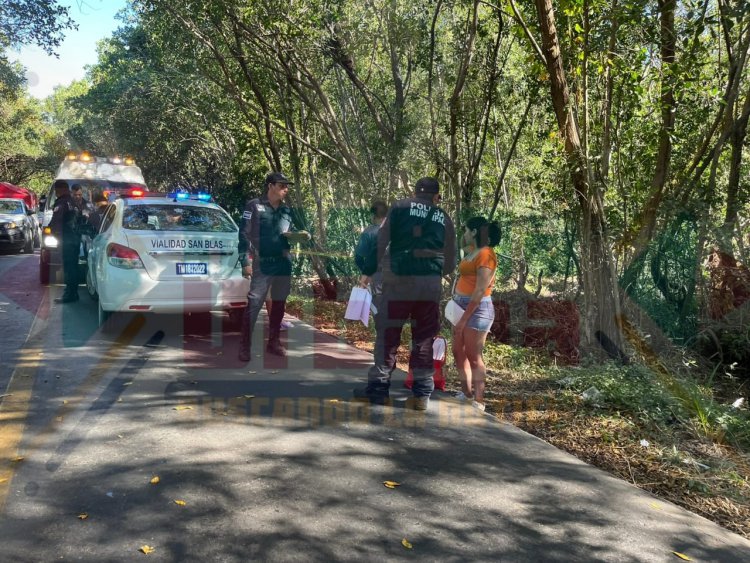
left=0, top=200, right=24, bottom=214
left=123, top=204, right=236, bottom=233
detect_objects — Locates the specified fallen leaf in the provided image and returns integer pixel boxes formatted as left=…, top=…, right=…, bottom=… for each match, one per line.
left=11, top=456, right=24, bottom=463
left=123, top=382, right=132, bottom=386
left=0, top=478, right=8, bottom=484
left=139, top=545, right=155, bottom=554
left=173, top=406, right=193, bottom=411
left=383, top=480, right=401, bottom=489
left=248, top=370, right=257, bottom=374
left=174, top=500, right=186, bottom=506
left=77, top=513, right=88, bottom=520
left=62, top=400, right=68, bottom=405
left=117, top=435, right=124, bottom=439
left=117, top=398, right=123, bottom=403
left=401, top=538, right=412, bottom=549
left=672, top=553, right=691, bottom=561
left=150, top=476, right=160, bottom=485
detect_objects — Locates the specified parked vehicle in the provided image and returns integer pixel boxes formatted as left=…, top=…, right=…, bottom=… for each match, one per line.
left=0, top=198, right=36, bottom=254
left=0, top=182, right=41, bottom=248
left=39, top=152, right=148, bottom=284
left=86, top=191, right=248, bottom=327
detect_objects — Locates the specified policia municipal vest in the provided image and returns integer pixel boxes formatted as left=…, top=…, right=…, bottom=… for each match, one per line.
left=384, top=197, right=453, bottom=277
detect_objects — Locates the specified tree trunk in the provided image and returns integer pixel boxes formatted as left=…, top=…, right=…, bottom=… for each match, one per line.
left=534, top=0, right=624, bottom=353
left=719, top=84, right=750, bottom=252
left=623, top=0, right=675, bottom=270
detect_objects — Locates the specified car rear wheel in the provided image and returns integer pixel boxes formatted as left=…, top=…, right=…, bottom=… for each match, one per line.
left=98, top=300, right=110, bottom=328
left=86, top=268, right=98, bottom=301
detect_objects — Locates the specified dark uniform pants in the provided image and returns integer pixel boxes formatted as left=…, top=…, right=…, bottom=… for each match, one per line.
left=368, top=275, right=441, bottom=397
left=62, top=240, right=80, bottom=295
left=240, top=258, right=292, bottom=350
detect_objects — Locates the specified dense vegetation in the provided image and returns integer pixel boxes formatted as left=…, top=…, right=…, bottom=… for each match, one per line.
left=2, top=1, right=749, bottom=368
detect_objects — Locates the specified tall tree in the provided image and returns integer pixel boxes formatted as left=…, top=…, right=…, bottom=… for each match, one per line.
left=534, top=0, right=624, bottom=351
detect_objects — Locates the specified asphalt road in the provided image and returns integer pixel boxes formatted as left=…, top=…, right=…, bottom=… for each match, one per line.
left=1, top=254, right=749, bottom=562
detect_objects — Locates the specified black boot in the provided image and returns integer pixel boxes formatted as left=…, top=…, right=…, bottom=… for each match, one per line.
left=353, top=385, right=390, bottom=405
left=266, top=337, right=286, bottom=357
left=55, top=291, right=79, bottom=304
left=237, top=312, right=252, bottom=362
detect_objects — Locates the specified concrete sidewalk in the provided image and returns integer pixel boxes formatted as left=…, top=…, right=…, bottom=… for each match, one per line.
left=1, top=312, right=749, bottom=562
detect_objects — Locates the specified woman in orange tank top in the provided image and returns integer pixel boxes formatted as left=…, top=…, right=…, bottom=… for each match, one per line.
left=452, top=217, right=501, bottom=411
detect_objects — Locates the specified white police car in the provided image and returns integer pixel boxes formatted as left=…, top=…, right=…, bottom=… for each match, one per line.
left=86, top=191, right=249, bottom=326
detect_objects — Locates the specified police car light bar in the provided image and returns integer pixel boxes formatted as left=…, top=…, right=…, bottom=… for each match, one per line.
left=167, top=192, right=212, bottom=202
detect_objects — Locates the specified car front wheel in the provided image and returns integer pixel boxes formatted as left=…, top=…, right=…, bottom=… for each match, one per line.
left=23, top=232, right=34, bottom=254
left=39, top=260, right=50, bottom=285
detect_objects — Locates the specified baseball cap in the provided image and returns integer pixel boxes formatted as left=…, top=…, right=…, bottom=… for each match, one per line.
left=414, top=177, right=439, bottom=195
left=265, top=172, right=294, bottom=186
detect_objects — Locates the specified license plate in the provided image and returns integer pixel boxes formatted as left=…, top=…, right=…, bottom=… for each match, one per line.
left=176, top=262, right=207, bottom=275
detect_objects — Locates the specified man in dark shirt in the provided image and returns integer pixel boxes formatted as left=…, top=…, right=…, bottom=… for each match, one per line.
left=49, top=180, right=82, bottom=303
left=237, top=172, right=307, bottom=361
left=355, top=200, right=388, bottom=290
left=354, top=177, right=456, bottom=410
left=87, top=191, right=109, bottom=234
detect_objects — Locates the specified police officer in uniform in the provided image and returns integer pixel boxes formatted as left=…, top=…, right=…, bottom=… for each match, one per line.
left=238, top=172, right=305, bottom=361
left=50, top=180, right=82, bottom=303
left=355, top=177, right=456, bottom=410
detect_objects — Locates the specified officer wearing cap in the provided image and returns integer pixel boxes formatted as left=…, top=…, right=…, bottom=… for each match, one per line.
left=238, top=172, right=305, bottom=361
left=49, top=180, right=82, bottom=303
left=354, top=177, right=456, bottom=410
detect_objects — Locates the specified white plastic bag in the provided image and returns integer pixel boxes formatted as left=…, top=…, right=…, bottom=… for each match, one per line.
left=432, top=337, right=446, bottom=361
left=344, top=287, right=372, bottom=326
left=444, top=299, right=464, bottom=325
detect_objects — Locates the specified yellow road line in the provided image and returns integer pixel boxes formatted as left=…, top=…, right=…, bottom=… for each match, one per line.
left=0, top=347, right=41, bottom=509
left=0, top=315, right=145, bottom=511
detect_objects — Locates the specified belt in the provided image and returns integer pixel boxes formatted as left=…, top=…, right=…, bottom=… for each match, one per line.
left=256, top=255, right=287, bottom=262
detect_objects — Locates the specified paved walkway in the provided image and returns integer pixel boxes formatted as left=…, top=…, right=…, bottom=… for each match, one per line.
left=1, top=309, right=749, bottom=562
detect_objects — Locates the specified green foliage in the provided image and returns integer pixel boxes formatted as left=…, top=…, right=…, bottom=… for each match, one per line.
left=622, top=214, right=700, bottom=342
left=0, top=0, right=76, bottom=54
left=555, top=362, right=750, bottom=449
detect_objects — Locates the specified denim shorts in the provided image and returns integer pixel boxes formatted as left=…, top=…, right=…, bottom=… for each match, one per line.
left=452, top=295, right=495, bottom=332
